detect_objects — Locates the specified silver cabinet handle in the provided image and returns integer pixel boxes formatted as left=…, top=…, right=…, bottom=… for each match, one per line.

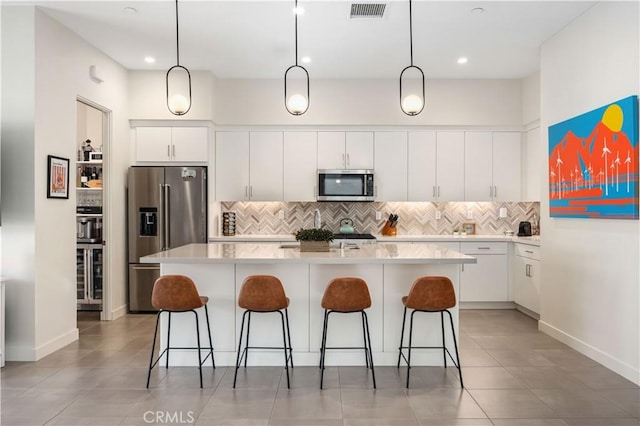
left=494, top=186, right=497, bottom=199
left=437, top=186, right=441, bottom=197
left=477, top=247, right=491, bottom=250
left=346, top=153, right=350, bottom=167
left=172, top=145, right=175, bottom=159
left=249, top=185, right=253, bottom=198
left=342, top=153, right=345, bottom=168
left=167, top=145, right=171, bottom=159
left=489, top=186, right=493, bottom=197
left=432, top=186, right=436, bottom=197
left=245, top=186, right=248, bottom=199
left=461, top=264, right=464, bottom=272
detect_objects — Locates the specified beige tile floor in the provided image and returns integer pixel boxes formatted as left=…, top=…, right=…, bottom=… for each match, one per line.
left=1, top=309, right=638, bottom=425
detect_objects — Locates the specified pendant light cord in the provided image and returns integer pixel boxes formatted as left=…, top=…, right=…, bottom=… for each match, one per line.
left=294, top=0, right=299, bottom=66
left=175, top=0, right=181, bottom=66
left=409, top=0, right=414, bottom=66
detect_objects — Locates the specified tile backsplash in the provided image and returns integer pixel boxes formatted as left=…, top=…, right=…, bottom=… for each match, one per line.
left=218, top=201, right=540, bottom=236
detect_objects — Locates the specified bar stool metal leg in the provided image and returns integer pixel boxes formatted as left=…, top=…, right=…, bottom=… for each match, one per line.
left=446, top=310, right=464, bottom=388
left=193, top=310, right=203, bottom=388
left=397, top=306, right=408, bottom=368
left=362, top=311, right=376, bottom=389
left=146, top=310, right=162, bottom=388
left=166, top=311, right=172, bottom=368
left=319, top=310, right=330, bottom=389
left=284, top=308, right=294, bottom=369
left=233, top=310, right=249, bottom=388
left=278, top=310, right=290, bottom=388
left=440, top=311, right=447, bottom=368
left=361, top=312, right=370, bottom=369
left=244, top=311, right=252, bottom=368
left=406, top=310, right=417, bottom=388
left=204, top=304, right=215, bottom=368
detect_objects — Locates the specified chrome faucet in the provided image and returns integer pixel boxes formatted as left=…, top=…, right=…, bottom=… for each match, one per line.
left=314, top=209, right=322, bottom=229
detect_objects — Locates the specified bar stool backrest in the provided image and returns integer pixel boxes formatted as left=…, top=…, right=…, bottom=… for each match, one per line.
left=238, top=275, right=289, bottom=311
left=404, top=276, right=456, bottom=311
left=151, top=275, right=204, bottom=311
left=322, top=277, right=371, bottom=312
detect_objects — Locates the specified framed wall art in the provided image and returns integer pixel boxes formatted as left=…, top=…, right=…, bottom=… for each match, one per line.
left=548, top=95, right=639, bottom=219
left=47, top=155, right=70, bottom=199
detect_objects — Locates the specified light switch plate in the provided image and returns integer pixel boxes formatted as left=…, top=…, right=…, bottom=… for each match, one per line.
left=375, top=211, right=382, bottom=220
left=466, top=210, right=473, bottom=219
left=279, top=210, right=285, bottom=220
left=435, top=211, right=442, bottom=220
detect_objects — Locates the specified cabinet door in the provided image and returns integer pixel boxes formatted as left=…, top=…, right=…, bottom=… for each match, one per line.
left=464, top=131, right=493, bottom=201
left=284, top=131, right=317, bottom=201
left=171, top=127, right=208, bottom=162
left=407, top=131, right=437, bottom=201
left=374, top=132, right=407, bottom=201
left=436, top=132, right=464, bottom=201
left=460, top=254, right=509, bottom=302
left=493, top=131, right=522, bottom=201
left=513, top=256, right=540, bottom=314
left=249, top=131, right=283, bottom=201
left=135, top=127, right=171, bottom=162
left=215, top=131, right=249, bottom=201
left=345, top=132, right=374, bottom=169
left=317, top=132, right=345, bottom=169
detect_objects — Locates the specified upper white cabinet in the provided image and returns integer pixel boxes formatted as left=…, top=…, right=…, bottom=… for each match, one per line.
left=284, top=132, right=317, bottom=201
left=465, top=131, right=522, bottom=201
left=215, top=131, right=283, bottom=201
left=374, top=132, right=408, bottom=201
left=317, top=131, right=374, bottom=169
left=135, top=126, right=208, bottom=163
left=523, top=126, right=542, bottom=201
left=408, top=131, right=464, bottom=201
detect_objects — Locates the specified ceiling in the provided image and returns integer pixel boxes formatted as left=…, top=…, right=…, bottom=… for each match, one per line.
left=26, top=0, right=596, bottom=80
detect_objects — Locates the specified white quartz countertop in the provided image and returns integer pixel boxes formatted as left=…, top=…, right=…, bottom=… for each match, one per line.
left=208, top=234, right=541, bottom=247
left=141, top=242, right=477, bottom=265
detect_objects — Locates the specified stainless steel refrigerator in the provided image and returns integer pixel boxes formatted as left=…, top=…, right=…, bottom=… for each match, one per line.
left=127, top=166, right=207, bottom=312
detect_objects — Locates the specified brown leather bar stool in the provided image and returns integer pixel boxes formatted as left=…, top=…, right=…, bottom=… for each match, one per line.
left=319, top=277, right=376, bottom=389
left=234, top=275, right=293, bottom=389
left=146, top=275, right=215, bottom=388
left=397, top=276, right=463, bottom=388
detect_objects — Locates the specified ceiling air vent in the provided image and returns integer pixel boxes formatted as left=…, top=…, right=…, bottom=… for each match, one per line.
left=350, top=3, right=387, bottom=19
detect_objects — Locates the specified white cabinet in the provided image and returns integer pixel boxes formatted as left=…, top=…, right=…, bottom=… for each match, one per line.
left=464, top=131, right=521, bottom=201
left=374, top=132, right=407, bottom=201
left=513, top=243, right=541, bottom=314
left=249, top=132, right=283, bottom=201
left=215, top=131, right=282, bottom=201
left=135, top=126, right=208, bottom=163
left=408, top=131, right=464, bottom=201
left=459, top=242, right=509, bottom=302
left=317, top=131, right=374, bottom=169
left=284, top=132, right=317, bottom=201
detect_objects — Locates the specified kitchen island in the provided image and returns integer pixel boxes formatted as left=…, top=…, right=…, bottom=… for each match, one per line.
left=141, top=242, right=476, bottom=367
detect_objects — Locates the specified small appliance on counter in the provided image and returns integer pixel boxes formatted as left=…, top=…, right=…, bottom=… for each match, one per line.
left=339, top=218, right=355, bottom=234
left=222, top=212, right=236, bottom=236
left=518, top=221, right=532, bottom=237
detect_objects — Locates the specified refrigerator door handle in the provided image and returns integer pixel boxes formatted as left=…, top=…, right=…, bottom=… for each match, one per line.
left=164, top=184, right=171, bottom=249
left=159, top=183, right=165, bottom=251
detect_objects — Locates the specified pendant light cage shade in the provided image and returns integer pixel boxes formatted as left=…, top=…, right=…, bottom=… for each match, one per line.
left=284, top=65, right=310, bottom=115
left=166, top=65, right=192, bottom=116
left=399, top=0, right=425, bottom=116
left=399, top=65, right=425, bottom=116
left=166, top=0, right=192, bottom=116
left=284, top=0, right=310, bottom=116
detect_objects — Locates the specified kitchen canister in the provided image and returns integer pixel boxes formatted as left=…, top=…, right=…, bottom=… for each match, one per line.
left=222, top=212, right=236, bottom=236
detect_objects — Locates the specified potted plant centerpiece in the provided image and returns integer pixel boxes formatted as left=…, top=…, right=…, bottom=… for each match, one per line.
left=295, top=228, right=334, bottom=252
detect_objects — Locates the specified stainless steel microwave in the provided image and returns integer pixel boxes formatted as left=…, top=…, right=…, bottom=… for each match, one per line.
left=317, top=169, right=375, bottom=202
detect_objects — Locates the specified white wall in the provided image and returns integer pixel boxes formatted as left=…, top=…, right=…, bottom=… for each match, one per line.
left=1, top=6, right=131, bottom=360
left=522, top=72, right=540, bottom=127
left=128, top=70, right=215, bottom=121
left=212, top=78, right=523, bottom=127
left=539, top=2, right=639, bottom=384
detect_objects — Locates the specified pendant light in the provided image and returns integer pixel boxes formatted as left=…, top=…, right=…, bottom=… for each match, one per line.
left=284, top=0, right=310, bottom=115
left=399, top=0, right=425, bottom=116
left=166, top=0, right=192, bottom=116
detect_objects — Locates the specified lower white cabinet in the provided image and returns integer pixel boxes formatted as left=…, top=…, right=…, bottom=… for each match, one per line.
left=513, top=243, right=541, bottom=314
left=460, top=242, right=509, bottom=302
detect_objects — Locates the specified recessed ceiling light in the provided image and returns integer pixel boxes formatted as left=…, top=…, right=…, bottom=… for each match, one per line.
left=471, top=7, right=485, bottom=14
left=124, top=6, right=138, bottom=14
left=293, top=6, right=304, bottom=15
left=301, top=56, right=311, bottom=64
left=457, top=57, right=468, bottom=65
left=144, top=56, right=156, bottom=64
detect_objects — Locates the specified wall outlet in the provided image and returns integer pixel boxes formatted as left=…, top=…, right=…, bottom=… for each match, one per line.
left=375, top=211, right=382, bottom=220
left=435, top=210, right=442, bottom=220
left=466, top=210, right=473, bottom=219
left=278, top=210, right=285, bottom=220
left=499, top=207, right=507, bottom=218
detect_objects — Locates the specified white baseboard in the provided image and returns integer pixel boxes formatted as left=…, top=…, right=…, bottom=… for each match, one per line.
left=460, top=302, right=516, bottom=310
left=539, top=320, right=639, bottom=386
left=110, top=304, right=128, bottom=321
left=7, top=328, right=79, bottom=361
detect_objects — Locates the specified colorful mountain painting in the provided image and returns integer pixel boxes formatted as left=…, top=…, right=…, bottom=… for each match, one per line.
left=548, top=96, right=639, bottom=219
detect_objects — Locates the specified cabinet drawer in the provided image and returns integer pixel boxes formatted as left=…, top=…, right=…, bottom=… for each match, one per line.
left=515, top=243, right=540, bottom=260
left=460, top=242, right=507, bottom=255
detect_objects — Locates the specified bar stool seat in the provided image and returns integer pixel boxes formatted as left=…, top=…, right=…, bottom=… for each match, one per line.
left=234, top=275, right=293, bottom=389
left=146, top=274, right=215, bottom=388
left=319, top=277, right=376, bottom=389
left=397, top=276, right=463, bottom=388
